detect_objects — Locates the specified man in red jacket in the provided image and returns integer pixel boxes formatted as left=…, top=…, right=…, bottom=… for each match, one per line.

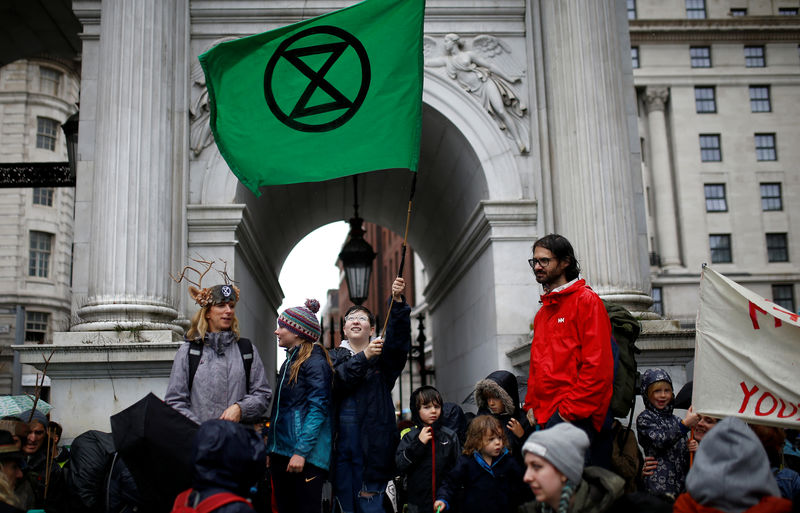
left=523, top=234, right=613, bottom=456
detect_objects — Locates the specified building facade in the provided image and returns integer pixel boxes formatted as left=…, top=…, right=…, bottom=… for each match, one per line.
left=0, top=58, right=79, bottom=393
left=631, top=0, right=800, bottom=325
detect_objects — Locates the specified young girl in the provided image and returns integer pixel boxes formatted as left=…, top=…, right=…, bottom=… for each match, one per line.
left=434, top=415, right=526, bottom=513
left=267, top=299, right=334, bottom=513
left=520, top=423, right=624, bottom=513
left=636, top=368, right=699, bottom=501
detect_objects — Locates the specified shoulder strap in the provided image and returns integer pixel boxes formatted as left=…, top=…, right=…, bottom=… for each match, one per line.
left=237, top=338, right=254, bottom=391
left=187, top=340, right=204, bottom=392
left=196, top=491, right=251, bottom=513
left=172, top=488, right=193, bottom=510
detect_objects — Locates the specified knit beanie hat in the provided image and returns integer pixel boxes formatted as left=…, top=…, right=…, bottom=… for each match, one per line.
left=278, top=299, right=321, bottom=342
left=522, top=423, right=588, bottom=485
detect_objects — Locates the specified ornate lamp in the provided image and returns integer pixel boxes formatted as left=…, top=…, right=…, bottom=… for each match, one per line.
left=61, top=111, right=79, bottom=182
left=338, top=176, right=376, bottom=305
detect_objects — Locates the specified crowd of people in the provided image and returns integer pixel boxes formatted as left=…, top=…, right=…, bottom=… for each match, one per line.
left=1, top=233, right=797, bottom=513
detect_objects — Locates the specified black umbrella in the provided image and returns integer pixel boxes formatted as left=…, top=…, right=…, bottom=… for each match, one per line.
left=674, top=380, right=693, bottom=410
left=110, top=393, right=199, bottom=513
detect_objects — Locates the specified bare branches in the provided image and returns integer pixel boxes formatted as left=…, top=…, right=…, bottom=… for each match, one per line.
left=169, top=257, right=215, bottom=289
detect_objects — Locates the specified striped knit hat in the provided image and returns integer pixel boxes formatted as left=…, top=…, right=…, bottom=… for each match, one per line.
left=278, top=299, right=321, bottom=342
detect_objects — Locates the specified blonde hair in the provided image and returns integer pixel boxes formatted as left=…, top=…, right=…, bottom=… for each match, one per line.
left=289, top=341, right=333, bottom=385
left=0, top=463, right=20, bottom=508
left=463, top=415, right=507, bottom=455
left=186, top=304, right=240, bottom=340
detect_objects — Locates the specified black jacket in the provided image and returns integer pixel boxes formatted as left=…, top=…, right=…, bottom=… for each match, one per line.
left=436, top=450, right=527, bottom=513
left=331, top=298, right=411, bottom=483
left=396, top=390, right=462, bottom=513
left=190, top=419, right=267, bottom=512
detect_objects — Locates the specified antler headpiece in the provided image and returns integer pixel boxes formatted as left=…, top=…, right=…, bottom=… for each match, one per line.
left=170, top=257, right=240, bottom=307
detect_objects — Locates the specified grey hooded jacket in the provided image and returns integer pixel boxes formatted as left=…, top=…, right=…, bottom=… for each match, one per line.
left=165, top=331, right=272, bottom=424
left=684, top=417, right=782, bottom=513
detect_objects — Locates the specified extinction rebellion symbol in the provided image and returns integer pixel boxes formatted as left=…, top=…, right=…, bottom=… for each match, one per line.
left=264, top=26, right=371, bottom=133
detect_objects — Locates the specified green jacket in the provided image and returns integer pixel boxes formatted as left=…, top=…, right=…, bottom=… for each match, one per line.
left=518, top=466, right=624, bottom=513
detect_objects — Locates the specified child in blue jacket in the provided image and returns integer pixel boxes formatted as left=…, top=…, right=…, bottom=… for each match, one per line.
left=434, top=415, right=527, bottom=513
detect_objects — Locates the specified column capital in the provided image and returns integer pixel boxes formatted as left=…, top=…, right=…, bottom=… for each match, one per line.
left=645, top=87, right=670, bottom=113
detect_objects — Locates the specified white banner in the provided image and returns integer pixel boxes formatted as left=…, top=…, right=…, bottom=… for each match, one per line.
left=693, top=266, right=800, bottom=428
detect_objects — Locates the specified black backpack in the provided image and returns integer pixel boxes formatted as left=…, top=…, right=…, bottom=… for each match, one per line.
left=603, top=301, right=641, bottom=419
left=187, top=338, right=254, bottom=391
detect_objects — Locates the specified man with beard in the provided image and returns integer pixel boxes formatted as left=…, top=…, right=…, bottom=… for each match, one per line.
left=523, top=234, right=613, bottom=457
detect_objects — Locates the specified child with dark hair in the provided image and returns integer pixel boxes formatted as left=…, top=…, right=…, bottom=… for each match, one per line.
left=434, top=415, right=527, bottom=513
left=473, top=370, right=532, bottom=462
left=396, top=386, right=460, bottom=513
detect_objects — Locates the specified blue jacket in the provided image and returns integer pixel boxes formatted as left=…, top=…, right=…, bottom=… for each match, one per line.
left=331, top=298, right=411, bottom=483
left=636, top=368, right=689, bottom=499
left=268, top=343, right=334, bottom=471
left=436, top=450, right=527, bottom=513
left=190, top=419, right=267, bottom=512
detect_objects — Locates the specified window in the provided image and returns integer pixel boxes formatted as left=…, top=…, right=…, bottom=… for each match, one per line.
left=704, top=184, right=727, bottom=211
left=766, top=233, right=789, bottom=262
left=710, top=234, right=732, bottom=263
left=778, top=8, right=798, bottom=15
left=772, top=285, right=796, bottom=313
left=700, top=134, right=721, bottom=162
left=686, top=0, right=706, bottom=18
left=749, top=85, right=771, bottom=112
left=730, top=8, right=747, bottom=16
left=695, top=86, right=716, bottom=113
left=36, top=117, right=58, bottom=151
left=755, top=133, right=776, bottom=161
left=39, top=67, right=61, bottom=96
left=690, top=46, right=712, bottom=68
left=25, top=311, right=49, bottom=344
left=627, top=0, right=637, bottom=19
left=631, top=47, right=640, bottom=69
left=745, top=45, right=766, bottom=67
left=32, top=187, right=54, bottom=206
left=760, top=182, right=782, bottom=211
left=28, top=231, right=52, bottom=278
left=651, top=287, right=663, bottom=316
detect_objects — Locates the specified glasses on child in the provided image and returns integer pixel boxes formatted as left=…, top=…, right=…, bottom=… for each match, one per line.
left=345, top=315, right=369, bottom=323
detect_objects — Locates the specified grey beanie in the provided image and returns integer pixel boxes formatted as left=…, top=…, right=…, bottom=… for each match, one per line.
left=522, top=423, right=588, bottom=485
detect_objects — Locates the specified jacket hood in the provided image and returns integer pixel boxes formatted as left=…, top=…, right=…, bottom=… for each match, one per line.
left=640, top=368, right=674, bottom=415
left=440, top=402, right=467, bottom=443
left=409, top=386, right=443, bottom=428
left=686, top=417, right=780, bottom=513
left=192, top=419, right=267, bottom=495
left=474, top=370, right=519, bottom=416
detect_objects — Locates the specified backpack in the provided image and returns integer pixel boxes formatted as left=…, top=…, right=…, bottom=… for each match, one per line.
left=171, top=488, right=251, bottom=513
left=602, top=300, right=641, bottom=419
left=188, top=338, right=254, bottom=392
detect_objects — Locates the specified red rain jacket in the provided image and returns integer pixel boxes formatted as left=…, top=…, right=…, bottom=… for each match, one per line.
left=673, top=493, right=792, bottom=513
left=523, top=279, right=613, bottom=432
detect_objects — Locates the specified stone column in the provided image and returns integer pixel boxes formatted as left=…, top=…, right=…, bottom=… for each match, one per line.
left=644, top=87, right=682, bottom=270
left=537, top=0, right=652, bottom=313
left=74, top=0, right=183, bottom=332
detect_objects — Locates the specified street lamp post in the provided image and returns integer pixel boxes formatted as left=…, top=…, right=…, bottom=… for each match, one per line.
left=338, top=175, right=376, bottom=305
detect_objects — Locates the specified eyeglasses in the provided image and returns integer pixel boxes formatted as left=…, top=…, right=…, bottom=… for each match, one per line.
left=528, top=257, right=553, bottom=269
left=345, top=315, right=369, bottom=323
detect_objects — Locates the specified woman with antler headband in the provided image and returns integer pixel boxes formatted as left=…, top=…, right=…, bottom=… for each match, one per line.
left=165, top=260, right=272, bottom=425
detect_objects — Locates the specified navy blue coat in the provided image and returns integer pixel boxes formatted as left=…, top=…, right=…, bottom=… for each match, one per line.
left=331, top=298, right=411, bottom=483
left=190, top=419, right=267, bottom=512
left=436, top=450, right=527, bottom=513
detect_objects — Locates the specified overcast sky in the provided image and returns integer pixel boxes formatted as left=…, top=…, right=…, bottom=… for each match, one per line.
left=275, top=220, right=350, bottom=367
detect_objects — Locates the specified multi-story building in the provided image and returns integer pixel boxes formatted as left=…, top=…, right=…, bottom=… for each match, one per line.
left=0, top=58, right=79, bottom=392
left=630, top=0, right=800, bottom=325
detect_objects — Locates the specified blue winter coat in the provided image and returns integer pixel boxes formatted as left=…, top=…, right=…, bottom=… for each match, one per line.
left=436, top=450, right=527, bottom=513
left=190, top=419, right=267, bottom=512
left=268, top=343, right=334, bottom=471
left=636, top=368, right=690, bottom=499
left=330, top=298, right=411, bottom=483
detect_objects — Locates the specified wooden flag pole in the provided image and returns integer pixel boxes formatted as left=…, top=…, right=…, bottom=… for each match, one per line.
left=379, top=172, right=417, bottom=339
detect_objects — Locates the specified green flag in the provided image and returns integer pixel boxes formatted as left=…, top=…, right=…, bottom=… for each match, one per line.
left=200, top=0, right=425, bottom=195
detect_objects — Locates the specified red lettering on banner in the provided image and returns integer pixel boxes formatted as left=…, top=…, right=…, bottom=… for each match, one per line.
left=755, top=393, right=778, bottom=416
left=749, top=301, right=784, bottom=329
left=778, top=399, right=799, bottom=419
left=772, top=305, right=799, bottom=323
left=739, top=382, right=760, bottom=413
